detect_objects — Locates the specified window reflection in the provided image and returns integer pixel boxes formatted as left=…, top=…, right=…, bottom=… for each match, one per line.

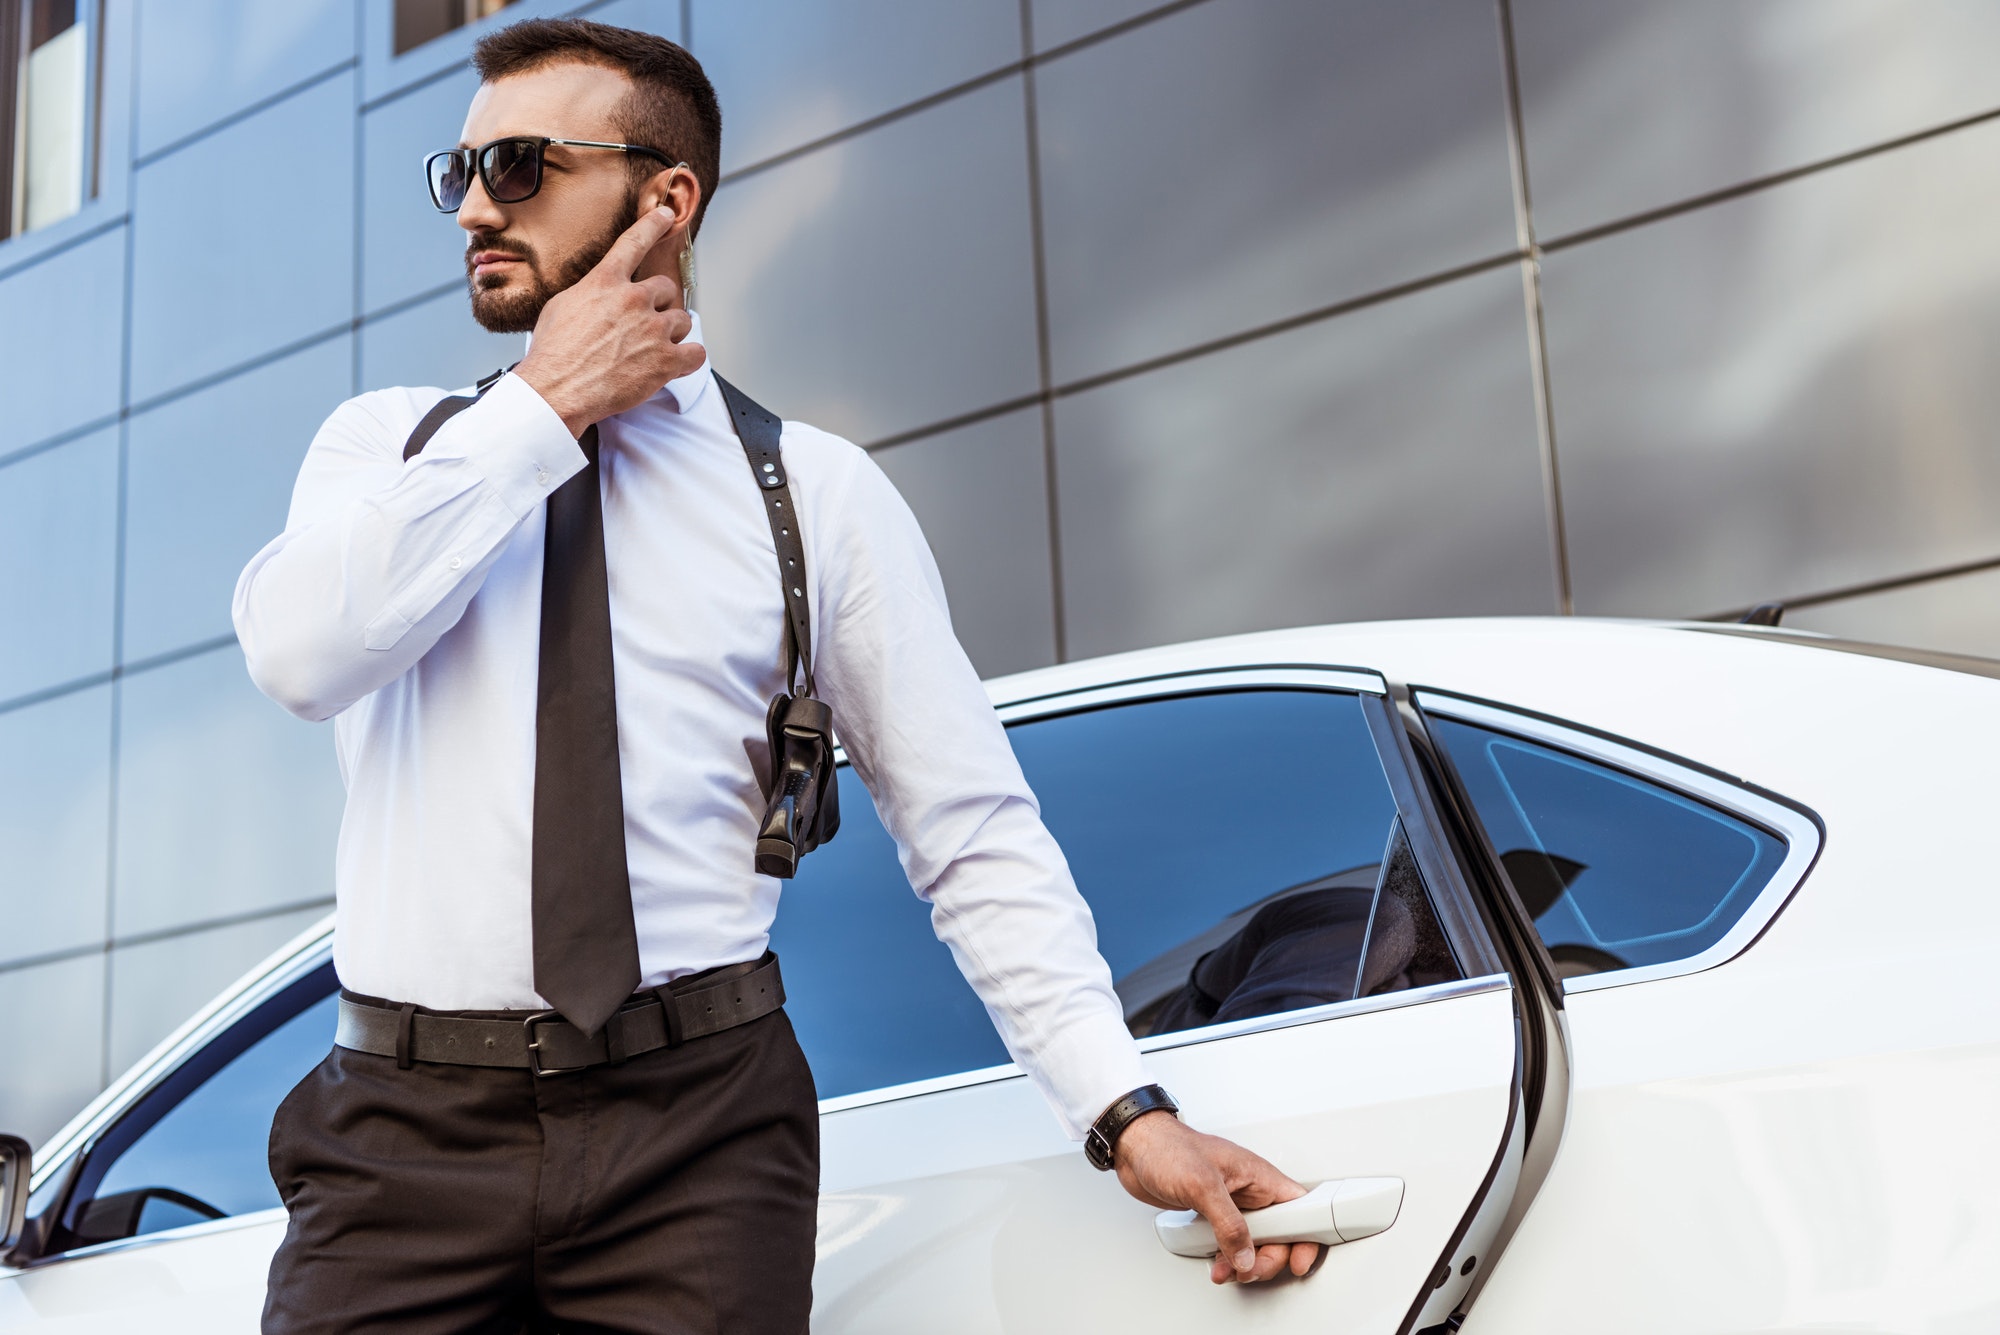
left=774, top=690, right=1464, bottom=1100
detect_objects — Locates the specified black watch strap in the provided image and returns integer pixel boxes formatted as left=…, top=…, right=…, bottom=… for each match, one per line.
left=1085, top=1084, right=1179, bottom=1171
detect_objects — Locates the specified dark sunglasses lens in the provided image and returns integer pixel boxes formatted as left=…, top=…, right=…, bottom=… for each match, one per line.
left=481, top=139, right=542, bottom=203
left=427, top=152, right=468, bottom=212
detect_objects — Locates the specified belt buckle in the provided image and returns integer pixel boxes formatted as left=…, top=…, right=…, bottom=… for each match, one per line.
left=522, top=1011, right=588, bottom=1077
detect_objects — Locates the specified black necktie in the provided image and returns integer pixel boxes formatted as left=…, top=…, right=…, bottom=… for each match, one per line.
left=531, top=425, right=642, bottom=1035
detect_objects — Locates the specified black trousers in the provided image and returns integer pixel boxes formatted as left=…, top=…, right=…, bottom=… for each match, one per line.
left=262, top=1003, right=820, bottom=1335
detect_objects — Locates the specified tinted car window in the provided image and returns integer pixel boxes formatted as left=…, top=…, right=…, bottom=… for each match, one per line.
left=1429, top=717, right=1789, bottom=980
left=54, top=965, right=337, bottom=1251
left=774, top=689, right=1459, bottom=1100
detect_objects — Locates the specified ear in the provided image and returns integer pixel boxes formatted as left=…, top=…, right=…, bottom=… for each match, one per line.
left=636, top=165, right=702, bottom=243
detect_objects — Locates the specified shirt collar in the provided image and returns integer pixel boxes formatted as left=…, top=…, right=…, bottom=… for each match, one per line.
left=655, top=309, right=711, bottom=414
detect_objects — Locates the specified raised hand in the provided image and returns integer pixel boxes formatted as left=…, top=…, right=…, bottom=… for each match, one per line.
left=513, top=206, right=705, bottom=437
left=1112, top=1112, right=1322, bottom=1285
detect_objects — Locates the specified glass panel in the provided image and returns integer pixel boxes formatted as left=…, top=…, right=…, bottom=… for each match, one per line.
left=360, top=67, right=478, bottom=315
left=870, top=408, right=1056, bottom=677
left=1513, top=0, right=2000, bottom=239
left=124, top=336, right=350, bottom=663
left=363, top=0, right=569, bottom=105
left=395, top=0, right=522, bottom=56
left=0, top=427, right=118, bottom=702
left=0, top=225, right=124, bottom=457
left=0, top=684, right=111, bottom=967
left=691, top=0, right=1018, bottom=173
left=1784, top=566, right=2000, bottom=662
left=1054, top=265, right=1553, bottom=661
left=0, top=952, right=104, bottom=1147
left=358, top=285, right=524, bottom=393
left=697, top=77, right=1040, bottom=445
left=1034, top=0, right=1518, bottom=383
left=112, top=646, right=343, bottom=939
left=129, top=71, right=355, bottom=404
left=106, top=907, right=331, bottom=1077
left=1431, top=716, right=1788, bottom=980
left=1030, top=0, right=1166, bottom=51
left=134, top=0, right=354, bottom=159
left=1544, top=119, right=2000, bottom=620
left=86, top=993, right=334, bottom=1239
left=63, top=961, right=336, bottom=1249
left=773, top=689, right=1422, bottom=1098
left=21, top=15, right=86, bottom=232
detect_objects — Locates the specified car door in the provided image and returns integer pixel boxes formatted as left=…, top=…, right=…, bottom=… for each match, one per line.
left=776, top=667, right=1539, bottom=1334
left=0, top=940, right=338, bottom=1332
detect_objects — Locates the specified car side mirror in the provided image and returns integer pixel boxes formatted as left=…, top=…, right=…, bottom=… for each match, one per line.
left=0, top=1133, right=30, bottom=1255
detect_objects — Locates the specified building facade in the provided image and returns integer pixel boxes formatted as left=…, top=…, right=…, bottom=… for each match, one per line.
left=5, top=0, right=2000, bottom=1144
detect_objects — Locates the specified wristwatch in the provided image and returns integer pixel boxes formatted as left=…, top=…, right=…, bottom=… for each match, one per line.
left=1085, top=1084, right=1179, bottom=1171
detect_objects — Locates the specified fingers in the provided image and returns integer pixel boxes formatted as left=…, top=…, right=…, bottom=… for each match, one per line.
left=638, top=274, right=682, bottom=312
left=1228, top=1144, right=1307, bottom=1210
left=595, top=206, right=678, bottom=281
left=1290, top=1242, right=1319, bottom=1277
left=1193, top=1182, right=1256, bottom=1280
left=1210, top=1244, right=1301, bottom=1286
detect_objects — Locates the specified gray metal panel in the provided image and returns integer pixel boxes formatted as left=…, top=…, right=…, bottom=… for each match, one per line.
left=360, top=66, right=477, bottom=316
left=0, top=685, right=112, bottom=968
left=106, top=905, right=332, bottom=1075
left=1034, top=0, right=1519, bottom=383
left=691, top=0, right=1019, bottom=174
left=0, top=954, right=107, bottom=1148
left=112, top=646, right=344, bottom=939
left=358, top=286, right=522, bottom=393
left=872, top=407, right=1057, bottom=677
left=1544, top=116, right=2000, bottom=620
left=133, top=0, right=355, bottom=160
left=129, top=72, right=357, bottom=404
left=0, top=429, right=119, bottom=702
left=696, top=76, right=1041, bottom=446
left=0, top=227, right=125, bottom=458
left=1513, top=0, right=2000, bottom=239
left=123, top=336, right=351, bottom=663
left=1054, top=265, right=1554, bottom=660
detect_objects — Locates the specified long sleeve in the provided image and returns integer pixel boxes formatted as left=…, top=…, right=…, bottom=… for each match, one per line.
left=232, top=373, right=586, bottom=721
left=808, top=435, right=1152, bottom=1138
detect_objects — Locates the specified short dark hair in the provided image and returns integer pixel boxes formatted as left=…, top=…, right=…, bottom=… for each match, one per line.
left=471, top=18, right=722, bottom=236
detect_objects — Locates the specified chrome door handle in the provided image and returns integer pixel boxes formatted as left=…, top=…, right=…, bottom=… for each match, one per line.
left=1154, top=1177, right=1404, bottom=1258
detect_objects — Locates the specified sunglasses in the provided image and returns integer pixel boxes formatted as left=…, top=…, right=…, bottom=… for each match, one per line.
left=425, top=136, right=680, bottom=213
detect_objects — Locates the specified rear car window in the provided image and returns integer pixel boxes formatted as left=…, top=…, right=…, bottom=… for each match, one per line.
left=1428, top=717, right=1789, bottom=982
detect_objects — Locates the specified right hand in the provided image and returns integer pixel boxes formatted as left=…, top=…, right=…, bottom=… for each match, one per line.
left=514, top=206, right=706, bottom=437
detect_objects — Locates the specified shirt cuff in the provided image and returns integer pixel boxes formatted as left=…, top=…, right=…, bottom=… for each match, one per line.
left=424, top=372, right=589, bottom=518
left=1028, top=1009, right=1155, bottom=1141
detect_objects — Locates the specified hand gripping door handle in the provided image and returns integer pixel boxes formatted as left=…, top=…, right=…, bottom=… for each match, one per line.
left=1154, top=1178, right=1404, bottom=1258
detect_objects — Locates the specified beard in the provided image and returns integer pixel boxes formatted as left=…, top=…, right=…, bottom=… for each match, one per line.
left=466, top=191, right=642, bottom=333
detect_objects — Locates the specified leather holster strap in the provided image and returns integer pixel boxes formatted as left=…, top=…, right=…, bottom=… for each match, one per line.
left=334, top=953, right=785, bottom=1074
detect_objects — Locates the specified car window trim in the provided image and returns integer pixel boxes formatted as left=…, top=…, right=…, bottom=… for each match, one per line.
left=14, top=1203, right=287, bottom=1267
left=1412, top=690, right=1825, bottom=994
left=815, top=973, right=1512, bottom=1118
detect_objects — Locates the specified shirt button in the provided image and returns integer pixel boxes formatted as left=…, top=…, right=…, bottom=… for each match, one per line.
left=535, top=467, right=551, bottom=486
left=448, top=556, right=464, bottom=571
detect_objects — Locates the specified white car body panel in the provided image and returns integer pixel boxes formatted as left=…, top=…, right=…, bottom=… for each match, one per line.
left=5, top=618, right=1997, bottom=1332
left=812, top=980, right=1516, bottom=1333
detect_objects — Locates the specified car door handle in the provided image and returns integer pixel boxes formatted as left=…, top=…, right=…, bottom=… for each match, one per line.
left=1155, top=1177, right=1404, bottom=1258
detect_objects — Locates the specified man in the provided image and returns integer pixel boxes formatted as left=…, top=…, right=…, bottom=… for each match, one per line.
left=235, top=18, right=1316, bottom=1333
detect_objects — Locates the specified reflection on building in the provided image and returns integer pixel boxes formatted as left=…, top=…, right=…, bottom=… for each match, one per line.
left=3, top=0, right=1999, bottom=1143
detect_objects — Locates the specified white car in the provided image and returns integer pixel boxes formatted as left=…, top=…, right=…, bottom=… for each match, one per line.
left=3, top=617, right=1996, bottom=1334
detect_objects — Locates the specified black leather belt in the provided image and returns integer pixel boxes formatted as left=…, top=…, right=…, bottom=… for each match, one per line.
left=334, top=953, right=785, bottom=1075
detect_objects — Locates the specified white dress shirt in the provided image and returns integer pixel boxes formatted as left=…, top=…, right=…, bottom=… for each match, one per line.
left=232, top=315, right=1149, bottom=1136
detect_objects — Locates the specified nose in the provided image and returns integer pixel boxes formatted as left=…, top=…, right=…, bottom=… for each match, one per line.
left=457, top=170, right=505, bottom=235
